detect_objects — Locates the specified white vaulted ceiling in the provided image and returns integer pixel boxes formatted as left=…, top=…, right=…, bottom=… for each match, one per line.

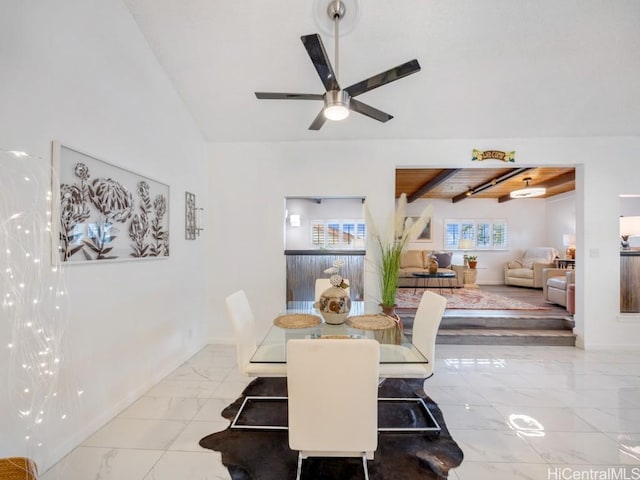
left=122, top=0, right=640, bottom=142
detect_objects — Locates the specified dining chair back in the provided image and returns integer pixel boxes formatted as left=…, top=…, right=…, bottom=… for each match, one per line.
left=287, top=338, right=379, bottom=480
left=225, top=290, right=287, bottom=377
left=411, top=290, right=448, bottom=377
left=314, top=278, right=350, bottom=302
left=378, top=290, right=447, bottom=379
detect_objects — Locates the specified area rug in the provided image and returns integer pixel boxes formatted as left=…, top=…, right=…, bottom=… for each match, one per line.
left=397, top=288, right=550, bottom=310
left=200, top=377, right=463, bottom=479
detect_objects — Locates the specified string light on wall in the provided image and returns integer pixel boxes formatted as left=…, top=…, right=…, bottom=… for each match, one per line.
left=185, top=192, right=204, bottom=239
left=1, top=148, right=79, bottom=467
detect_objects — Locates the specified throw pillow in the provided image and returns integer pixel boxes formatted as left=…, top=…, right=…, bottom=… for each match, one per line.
left=433, top=251, right=452, bottom=269
left=400, top=250, right=424, bottom=269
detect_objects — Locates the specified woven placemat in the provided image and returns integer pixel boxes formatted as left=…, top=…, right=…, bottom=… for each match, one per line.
left=273, top=313, right=321, bottom=329
left=0, top=457, right=38, bottom=480
left=346, top=314, right=397, bottom=330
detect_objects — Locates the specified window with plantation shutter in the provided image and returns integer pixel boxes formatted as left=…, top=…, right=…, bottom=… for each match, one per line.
left=311, top=223, right=325, bottom=246
left=444, top=219, right=508, bottom=250
left=327, top=223, right=340, bottom=245
left=492, top=222, right=508, bottom=248
left=310, top=220, right=366, bottom=249
left=476, top=223, right=491, bottom=247
left=445, top=223, right=460, bottom=250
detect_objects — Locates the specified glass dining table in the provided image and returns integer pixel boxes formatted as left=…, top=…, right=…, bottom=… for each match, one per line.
left=239, top=302, right=440, bottom=434
left=250, top=301, right=429, bottom=366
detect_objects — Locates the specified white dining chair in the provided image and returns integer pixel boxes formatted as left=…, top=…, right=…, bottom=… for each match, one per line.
left=378, top=290, right=447, bottom=379
left=287, top=338, right=379, bottom=480
left=225, top=290, right=287, bottom=377
left=314, top=278, right=350, bottom=302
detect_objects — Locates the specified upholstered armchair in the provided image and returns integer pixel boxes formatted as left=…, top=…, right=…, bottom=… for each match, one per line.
left=543, top=268, right=575, bottom=308
left=504, top=247, right=559, bottom=289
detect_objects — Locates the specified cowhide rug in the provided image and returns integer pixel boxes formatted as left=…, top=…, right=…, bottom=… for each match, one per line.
left=199, top=377, right=463, bottom=479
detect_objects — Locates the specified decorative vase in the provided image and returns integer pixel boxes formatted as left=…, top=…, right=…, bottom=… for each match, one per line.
left=468, top=260, right=477, bottom=269
left=379, top=303, right=403, bottom=344
left=427, top=257, right=439, bottom=274
left=317, top=286, right=351, bottom=325
left=379, top=303, right=398, bottom=318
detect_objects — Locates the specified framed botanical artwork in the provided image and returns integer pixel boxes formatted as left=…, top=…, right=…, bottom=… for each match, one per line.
left=408, top=216, right=432, bottom=242
left=52, top=142, right=170, bottom=264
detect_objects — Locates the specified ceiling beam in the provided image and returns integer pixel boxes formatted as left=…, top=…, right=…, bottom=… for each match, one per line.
left=407, top=169, right=461, bottom=203
left=452, top=167, right=533, bottom=203
left=498, top=170, right=576, bottom=203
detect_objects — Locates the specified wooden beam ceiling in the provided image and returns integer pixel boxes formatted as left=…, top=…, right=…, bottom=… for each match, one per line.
left=396, top=167, right=575, bottom=201
left=451, top=168, right=533, bottom=203
left=497, top=170, right=576, bottom=203
left=407, top=169, right=461, bottom=203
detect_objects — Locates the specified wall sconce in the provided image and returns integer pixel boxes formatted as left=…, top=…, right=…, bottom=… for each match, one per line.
left=289, top=214, right=301, bottom=227
left=620, top=216, right=640, bottom=250
left=185, top=191, right=203, bottom=240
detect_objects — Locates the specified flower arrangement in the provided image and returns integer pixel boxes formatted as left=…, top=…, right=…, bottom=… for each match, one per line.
left=364, top=193, right=433, bottom=307
left=323, top=259, right=349, bottom=289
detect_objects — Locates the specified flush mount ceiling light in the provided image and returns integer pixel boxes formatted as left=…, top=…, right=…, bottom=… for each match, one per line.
left=254, top=0, right=421, bottom=130
left=510, top=177, right=546, bottom=199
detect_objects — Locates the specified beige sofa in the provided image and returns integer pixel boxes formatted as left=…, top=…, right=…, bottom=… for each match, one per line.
left=543, top=268, right=575, bottom=308
left=398, top=250, right=464, bottom=288
left=504, top=247, right=559, bottom=289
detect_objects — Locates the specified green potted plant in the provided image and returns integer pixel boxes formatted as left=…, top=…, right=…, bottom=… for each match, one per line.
left=365, top=193, right=433, bottom=315
left=466, top=255, right=478, bottom=269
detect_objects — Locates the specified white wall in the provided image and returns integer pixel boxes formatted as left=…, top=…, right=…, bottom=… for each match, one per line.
left=621, top=196, right=640, bottom=248
left=544, top=192, right=577, bottom=254
left=207, top=137, right=640, bottom=351
left=0, top=0, right=206, bottom=470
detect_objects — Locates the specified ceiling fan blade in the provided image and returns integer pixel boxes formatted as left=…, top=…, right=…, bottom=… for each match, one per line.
left=255, top=92, right=324, bottom=100
left=308, top=109, right=327, bottom=130
left=301, top=34, right=340, bottom=92
left=345, top=59, right=421, bottom=98
left=350, top=99, right=393, bottom=123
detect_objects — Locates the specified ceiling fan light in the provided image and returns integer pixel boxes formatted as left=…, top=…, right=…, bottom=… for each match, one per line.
left=324, top=104, right=350, bottom=121
left=323, top=89, right=350, bottom=121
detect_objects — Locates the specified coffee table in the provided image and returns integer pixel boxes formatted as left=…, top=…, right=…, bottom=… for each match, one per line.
left=412, top=271, right=455, bottom=294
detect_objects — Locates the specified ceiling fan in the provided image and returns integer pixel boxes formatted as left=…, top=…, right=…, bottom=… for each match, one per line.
left=255, top=0, right=421, bottom=130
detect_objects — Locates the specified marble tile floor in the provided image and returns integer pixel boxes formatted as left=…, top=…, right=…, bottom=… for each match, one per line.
left=41, top=344, right=640, bottom=480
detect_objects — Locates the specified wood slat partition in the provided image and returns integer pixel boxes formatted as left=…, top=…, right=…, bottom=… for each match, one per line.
left=620, top=251, right=640, bottom=313
left=285, top=250, right=365, bottom=302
